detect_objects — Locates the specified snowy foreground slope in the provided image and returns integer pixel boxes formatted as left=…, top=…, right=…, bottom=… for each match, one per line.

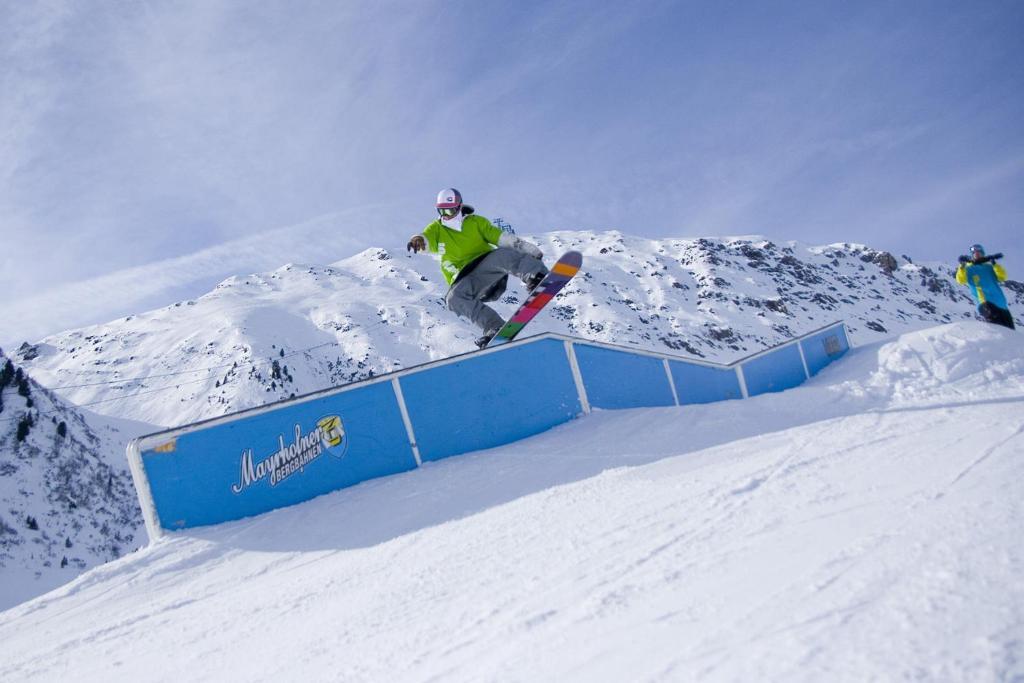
left=2, top=322, right=1022, bottom=682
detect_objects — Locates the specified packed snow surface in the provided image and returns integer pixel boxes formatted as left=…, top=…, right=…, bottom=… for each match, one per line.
left=1, top=322, right=1022, bottom=681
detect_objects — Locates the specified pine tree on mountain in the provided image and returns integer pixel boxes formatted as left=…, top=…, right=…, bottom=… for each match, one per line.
left=0, top=359, right=13, bottom=387
left=16, top=416, right=31, bottom=442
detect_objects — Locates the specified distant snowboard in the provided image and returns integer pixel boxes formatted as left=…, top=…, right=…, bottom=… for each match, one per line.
left=487, top=251, right=583, bottom=347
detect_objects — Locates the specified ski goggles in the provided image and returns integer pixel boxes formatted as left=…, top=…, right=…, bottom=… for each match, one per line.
left=437, top=206, right=460, bottom=219
left=969, top=244, right=985, bottom=256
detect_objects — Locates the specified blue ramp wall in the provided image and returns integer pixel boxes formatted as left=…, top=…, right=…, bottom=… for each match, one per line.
left=800, top=324, right=850, bottom=376
left=574, top=344, right=676, bottom=410
left=741, top=343, right=808, bottom=397
left=140, top=378, right=417, bottom=530
left=127, top=321, right=850, bottom=540
left=669, top=361, right=742, bottom=405
left=400, top=338, right=580, bottom=462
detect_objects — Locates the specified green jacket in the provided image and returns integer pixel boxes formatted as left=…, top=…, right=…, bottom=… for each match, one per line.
left=422, top=215, right=503, bottom=285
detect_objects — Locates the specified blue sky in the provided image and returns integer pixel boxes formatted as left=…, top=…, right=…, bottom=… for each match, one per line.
left=2, top=0, right=1022, bottom=345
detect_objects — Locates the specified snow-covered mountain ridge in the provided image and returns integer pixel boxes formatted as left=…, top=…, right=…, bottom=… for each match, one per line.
left=0, top=349, right=153, bottom=610
left=18, top=230, right=1022, bottom=428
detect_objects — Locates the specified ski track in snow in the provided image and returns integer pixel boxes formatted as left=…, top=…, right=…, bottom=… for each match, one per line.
left=1, top=322, right=1023, bottom=681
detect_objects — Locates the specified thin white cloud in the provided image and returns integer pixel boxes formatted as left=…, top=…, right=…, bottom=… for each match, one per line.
left=0, top=211, right=368, bottom=347
left=0, top=1, right=73, bottom=184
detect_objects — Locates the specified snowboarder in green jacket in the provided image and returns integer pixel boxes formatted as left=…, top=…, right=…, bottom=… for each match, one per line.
left=407, top=188, right=548, bottom=347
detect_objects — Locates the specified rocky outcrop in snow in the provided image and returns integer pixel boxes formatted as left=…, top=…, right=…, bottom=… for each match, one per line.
left=0, top=349, right=150, bottom=610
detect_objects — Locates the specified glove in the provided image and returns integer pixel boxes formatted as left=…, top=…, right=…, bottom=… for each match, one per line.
left=498, top=233, right=543, bottom=259
left=520, top=240, right=544, bottom=260
left=958, top=255, right=969, bottom=264
left=407, top=235, right=426, bottom=253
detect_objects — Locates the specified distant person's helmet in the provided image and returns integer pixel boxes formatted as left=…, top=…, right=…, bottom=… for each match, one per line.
left=969, top=243, right=986, bottom=260
left=436, top=188, right=463, bottom=219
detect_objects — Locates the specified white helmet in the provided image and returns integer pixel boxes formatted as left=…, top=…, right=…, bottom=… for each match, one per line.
left=435, top=188, right=462, bottom=218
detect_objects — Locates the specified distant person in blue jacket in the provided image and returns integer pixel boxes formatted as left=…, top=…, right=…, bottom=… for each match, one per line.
left=956, top=244, right=1015, bottom=330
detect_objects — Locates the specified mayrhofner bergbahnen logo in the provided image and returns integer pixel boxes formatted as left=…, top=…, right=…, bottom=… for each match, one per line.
left=231, top=415, right=346, bottom=494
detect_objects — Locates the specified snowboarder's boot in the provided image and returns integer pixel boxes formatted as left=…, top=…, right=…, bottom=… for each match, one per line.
left=475, top=326, right=501, bottom=349
left=523, top=270, right=546, bottom=292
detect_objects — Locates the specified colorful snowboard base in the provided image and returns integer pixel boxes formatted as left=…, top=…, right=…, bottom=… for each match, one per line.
left=486, top=250, right=583, bottom=348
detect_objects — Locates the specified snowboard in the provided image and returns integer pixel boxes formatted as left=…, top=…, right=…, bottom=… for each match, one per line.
left=486, top=250, right=583, bottom=347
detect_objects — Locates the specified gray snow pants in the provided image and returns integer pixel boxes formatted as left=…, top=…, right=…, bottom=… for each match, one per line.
left=446, top=247, right=547, bottom=334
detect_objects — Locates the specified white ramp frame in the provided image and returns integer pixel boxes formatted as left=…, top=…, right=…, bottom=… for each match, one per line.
left=392, top=377, right=422, bottom=467
left=126, top=440, right=164, bottom=542
left=564, top=340, right=591, bottom=415
left=663, top=358, right=681, bottom=406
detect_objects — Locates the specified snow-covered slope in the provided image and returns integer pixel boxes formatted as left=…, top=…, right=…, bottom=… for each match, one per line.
left=20, top=231, right=1022, bottom=427
left=2, top=322, right=1021, bottom=681
left=0, top=350, right=156, bottom=610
